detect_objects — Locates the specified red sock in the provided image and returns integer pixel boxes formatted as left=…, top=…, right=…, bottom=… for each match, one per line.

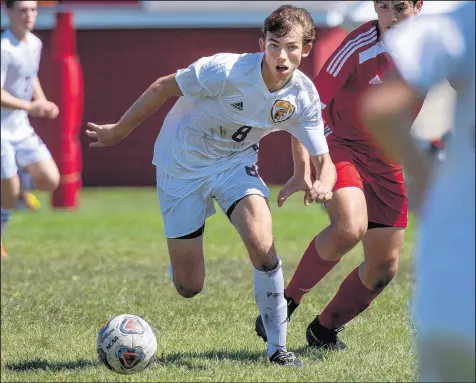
left=319, top=267, right=381, bottom=329
left=285, top=238, right=340, bottom=304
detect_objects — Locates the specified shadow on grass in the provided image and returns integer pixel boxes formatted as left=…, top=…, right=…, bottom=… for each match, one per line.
left=156, top=345, right=330, bottom=370
left=6, top=359, right=98, bottom=372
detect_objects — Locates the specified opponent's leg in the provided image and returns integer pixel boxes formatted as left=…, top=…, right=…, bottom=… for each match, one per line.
left=308, top=226, right=403, bottom=348
left=285, top=185, right=368, bottom=305
left=229, top=194, right=301, bottom=367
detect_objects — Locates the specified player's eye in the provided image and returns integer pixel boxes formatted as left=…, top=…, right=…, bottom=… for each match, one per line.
left=288, top=45, right=298, bottom=51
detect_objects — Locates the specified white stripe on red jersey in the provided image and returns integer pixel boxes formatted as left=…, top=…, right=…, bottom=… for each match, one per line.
left=326, top=26, right=377, bottom=77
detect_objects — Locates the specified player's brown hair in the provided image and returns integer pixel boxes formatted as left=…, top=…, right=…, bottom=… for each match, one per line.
left=262, top=5, right=316, bottom=45
left=6, top=0, right=16, bottom=9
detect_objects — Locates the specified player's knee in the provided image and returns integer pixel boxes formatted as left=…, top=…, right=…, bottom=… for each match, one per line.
left=371, top=259, right=399, bottom=291
left=174, top=281, right=204, bottom=299
left=242, top=230, right=275, bottom=269
left=35, top=172, right=60, bottom=192
left=332, top=220, right=366, bottom=248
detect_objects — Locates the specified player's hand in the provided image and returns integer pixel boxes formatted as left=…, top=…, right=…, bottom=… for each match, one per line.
left=277, top=173, right=313, bottom=207
left=28, top=99, right=53, bottom=118
left=45, top=101, right=59, bottom=120
left=304, top=180, right=333, bottom=205
left=85, top=122, right=127, bottom=148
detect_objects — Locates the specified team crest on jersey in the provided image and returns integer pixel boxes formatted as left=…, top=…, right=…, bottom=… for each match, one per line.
left=271, top=100, right=295, bottom=124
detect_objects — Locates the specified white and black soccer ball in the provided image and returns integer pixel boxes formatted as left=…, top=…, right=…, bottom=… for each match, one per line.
left=97, top=314, right=157, bottom=375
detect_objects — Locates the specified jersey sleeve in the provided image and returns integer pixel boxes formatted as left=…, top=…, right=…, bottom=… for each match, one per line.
left=1, top=46, right=10, bottom=88
left=288, top=100, right=329, bottom=156
left=175, top=54, right=229, bottom=98
left=385, top=15, right=467, bottom=95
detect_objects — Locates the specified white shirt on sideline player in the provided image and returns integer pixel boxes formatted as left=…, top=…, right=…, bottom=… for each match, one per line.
left=1, top=28, right=42, bottom=142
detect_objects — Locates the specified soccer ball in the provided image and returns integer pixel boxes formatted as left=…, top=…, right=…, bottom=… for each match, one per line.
left=97, top=314, right=157, bottom=374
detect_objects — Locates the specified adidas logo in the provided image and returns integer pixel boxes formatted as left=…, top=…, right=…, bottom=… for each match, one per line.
left=369, top=75, right=382, bottom=85
left=231, top=102, right=243, bottom=111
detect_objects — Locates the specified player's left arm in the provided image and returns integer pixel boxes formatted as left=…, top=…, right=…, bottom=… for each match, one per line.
left=281, top=101, right=336, bottom=206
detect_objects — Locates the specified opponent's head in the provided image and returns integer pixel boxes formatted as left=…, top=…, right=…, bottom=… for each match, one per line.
left=260, top=5, right=315, bottom=88
left=374, top=1, right=423, bottom=32
left=6, top=1, right=38, bottom=34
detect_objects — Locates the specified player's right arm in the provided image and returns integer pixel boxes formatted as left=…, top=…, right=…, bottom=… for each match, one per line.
left=86, top=54, right=230, bottom=148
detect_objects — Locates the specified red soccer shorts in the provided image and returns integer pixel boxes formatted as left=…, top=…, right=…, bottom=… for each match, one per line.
left=326, top=136, right=408, bottom=228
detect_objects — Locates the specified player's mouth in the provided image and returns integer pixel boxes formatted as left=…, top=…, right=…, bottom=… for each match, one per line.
left=276, top=65, right=289, bottom=74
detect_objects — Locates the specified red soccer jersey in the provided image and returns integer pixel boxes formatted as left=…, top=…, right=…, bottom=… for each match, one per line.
left=314, top=20, right=419, bottom=149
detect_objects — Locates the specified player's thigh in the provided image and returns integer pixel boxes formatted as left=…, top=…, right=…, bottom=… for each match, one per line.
left=17, top=134, right=59, bottom=191
left=325, top=158, right=368, bottom=238
left=156, top=169, right=214, bottom=288
left=213, top=163, right=276, bottom=269
left=1, top=140, right=20, bottom=208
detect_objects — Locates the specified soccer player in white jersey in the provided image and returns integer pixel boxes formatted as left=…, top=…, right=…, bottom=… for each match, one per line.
left=1, top=0, right=60, bottom=257
left=86, top=5, right=336, bottom=366
left=358, top=2, right=475, bottom=381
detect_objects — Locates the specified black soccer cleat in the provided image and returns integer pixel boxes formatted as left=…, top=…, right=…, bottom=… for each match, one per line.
left=306, top=316, right=347, bottom=350
left=269, top=349, right=303, bottom=367
left=255, top=293, right=299, bottom=342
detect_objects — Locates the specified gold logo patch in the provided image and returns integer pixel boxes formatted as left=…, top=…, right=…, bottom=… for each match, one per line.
left=271, top=100, right=295, bottom=124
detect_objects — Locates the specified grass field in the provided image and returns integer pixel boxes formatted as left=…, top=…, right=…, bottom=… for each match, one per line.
left=1, top=187, right=418, bottom=382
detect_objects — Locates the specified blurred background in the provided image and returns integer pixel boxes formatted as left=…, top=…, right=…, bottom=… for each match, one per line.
left=0, top=1, right=457, bottom=190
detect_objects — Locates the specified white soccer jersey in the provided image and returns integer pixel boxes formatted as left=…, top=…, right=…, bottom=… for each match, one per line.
left=153, top=52, right=328, bottom=179
left=1, top=29, right=42, bottom=141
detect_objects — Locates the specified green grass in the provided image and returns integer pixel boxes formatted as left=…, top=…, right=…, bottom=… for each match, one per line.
left=1, top=187, right=418, bottom=382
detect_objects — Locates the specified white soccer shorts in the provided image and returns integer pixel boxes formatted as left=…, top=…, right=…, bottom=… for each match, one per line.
left=1, top=133, right=52, bottom=179
left=156, top=162, right=270, bottom=238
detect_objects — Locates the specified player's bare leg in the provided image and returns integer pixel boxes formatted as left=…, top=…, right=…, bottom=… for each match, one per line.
left=230, top=194, right=302, bottom=367
left=1, top=174, right=21, bottom=257
left=167, top=234, right=206, bottom=298
left=24, top=157, right=60, bottom=193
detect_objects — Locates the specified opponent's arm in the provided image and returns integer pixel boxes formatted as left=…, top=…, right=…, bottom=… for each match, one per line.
left=86, top=74, right=183, bottom=147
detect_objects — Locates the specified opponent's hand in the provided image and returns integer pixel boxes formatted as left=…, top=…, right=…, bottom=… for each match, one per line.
left=277, top=173, right=313, bottom=207
left=304, top=180, right=333, bottom=205
left=28, top=99, right=53, bottom=118
left=85, top=122, right=127, bottom=148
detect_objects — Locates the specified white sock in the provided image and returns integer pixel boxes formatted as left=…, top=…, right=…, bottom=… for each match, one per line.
left=254, top=257, right=287, bottom=357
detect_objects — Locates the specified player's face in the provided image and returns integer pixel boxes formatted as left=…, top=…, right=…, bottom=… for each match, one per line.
left=259, top=24, right=312, bottom=84
left=374, top=1, right=422, bottom=32
left=7, top=1, right=38, bottom=32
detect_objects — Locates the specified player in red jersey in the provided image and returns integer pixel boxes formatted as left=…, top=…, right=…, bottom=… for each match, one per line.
left=255, top=1, right=424, bottom=349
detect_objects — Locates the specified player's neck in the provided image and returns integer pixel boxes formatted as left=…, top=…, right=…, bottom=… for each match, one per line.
left=261, top=59, right=292, bottom=93
left=9, top=26, right=29, bottom=42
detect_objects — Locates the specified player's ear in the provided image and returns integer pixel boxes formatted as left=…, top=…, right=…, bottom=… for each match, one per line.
left=301, top=43, right=312, bottom=58
left=413, top=1, right=423, bottom=15
left=259, top=38, right=265, bottom=53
